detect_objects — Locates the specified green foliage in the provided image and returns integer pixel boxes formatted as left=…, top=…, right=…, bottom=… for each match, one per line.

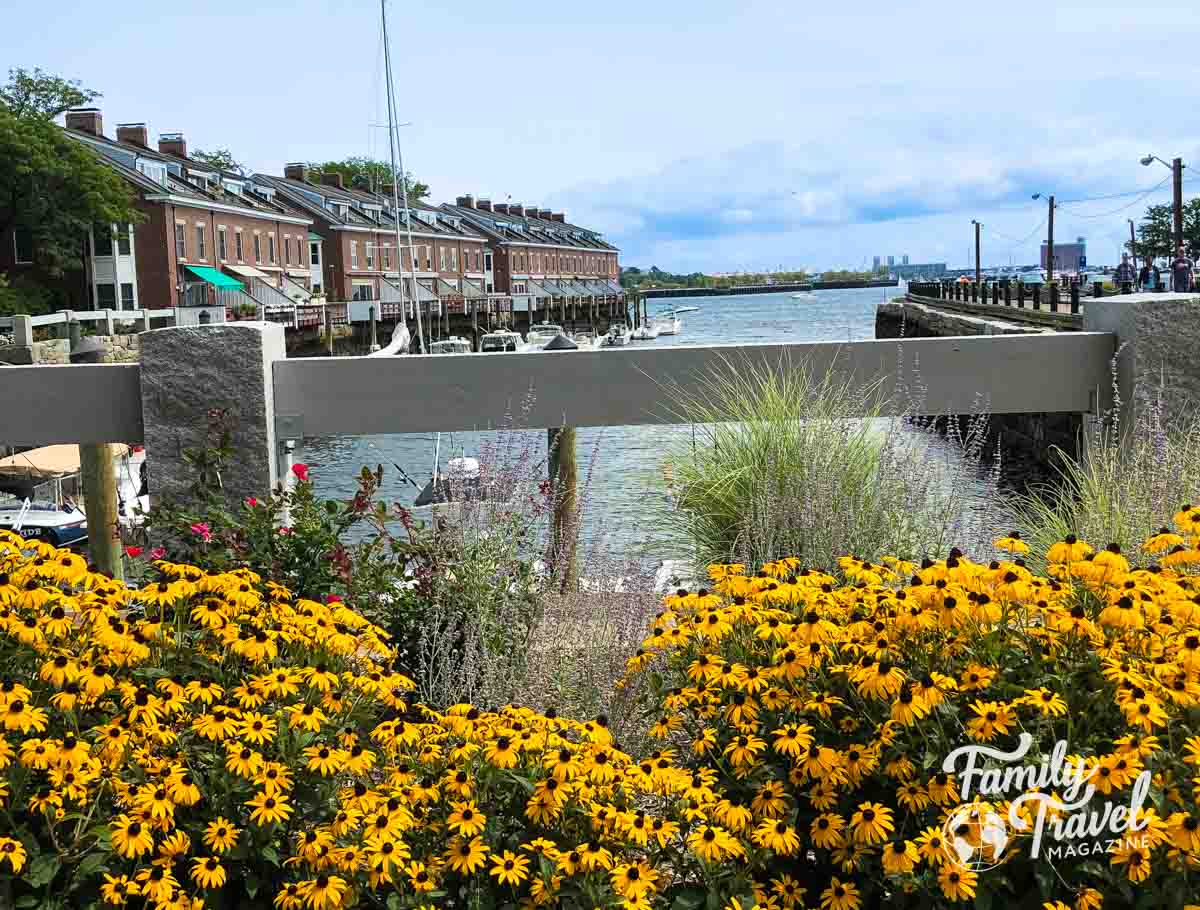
left=190, top=147, right=244, bottom=175
left=1134, top=199, right=1200, bottom=259
left=0, top=273, right=59, bottom=317
left=620, top=266, right=811, bottom=291
left=0, top=66, right=99, bottom=119
left=306, top=156, right=429, bottom=200
left=0, top=69, right=139, bottom=278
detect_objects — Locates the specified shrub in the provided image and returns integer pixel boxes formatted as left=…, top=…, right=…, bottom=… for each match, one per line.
left=660, top=354, right=994, bottom=573
left=6, top=503, right=1200, bottom=908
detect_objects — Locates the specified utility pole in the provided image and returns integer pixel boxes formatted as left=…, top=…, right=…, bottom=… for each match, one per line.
left=1173, top=157, right=1185, bottom=252
left=972, top=220, right=981, bottom=284
left=1046, top=195, right=1056, bottom=285
left=1128, top=219, right=1138, bottom=273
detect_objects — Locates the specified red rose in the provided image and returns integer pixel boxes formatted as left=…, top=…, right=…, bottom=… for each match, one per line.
left=125, top=546, right=143, bottom=559
left=326, top=594, right=343, bottom=603
left=292, top=463, right=310, bottom=483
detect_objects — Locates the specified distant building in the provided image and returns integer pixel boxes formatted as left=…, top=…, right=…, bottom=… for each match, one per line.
left=1041, top=236, right=1087, bottom=273
left=872, top=256, right=881, bottom=271
left=887, top=255, right=895, bottom=267
left=902, top=254, right=909, bottom=265
left=892, top=262, right=948, bottom=279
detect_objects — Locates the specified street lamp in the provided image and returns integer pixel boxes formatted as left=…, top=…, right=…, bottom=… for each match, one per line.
left=1141, top=153, right=1186, bottom=254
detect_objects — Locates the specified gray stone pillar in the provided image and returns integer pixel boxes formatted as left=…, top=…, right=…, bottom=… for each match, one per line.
left=138, top=323, right=284, bottom=505
left=1084, top=292, right=1200, bottom=432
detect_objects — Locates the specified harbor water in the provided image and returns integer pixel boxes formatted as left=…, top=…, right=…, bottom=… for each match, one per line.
left=304, top=287, right=1000, bottom=559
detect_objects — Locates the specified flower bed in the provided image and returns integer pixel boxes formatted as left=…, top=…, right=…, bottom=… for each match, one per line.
left=2, top=510, right=1200, bottom=908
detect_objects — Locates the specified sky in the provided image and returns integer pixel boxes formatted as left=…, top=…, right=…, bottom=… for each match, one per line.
left=5, top=0, right=1199, bottom=272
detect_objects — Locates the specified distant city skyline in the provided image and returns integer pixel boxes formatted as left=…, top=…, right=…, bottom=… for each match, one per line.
left=2, top=0, right=1197, bottom=273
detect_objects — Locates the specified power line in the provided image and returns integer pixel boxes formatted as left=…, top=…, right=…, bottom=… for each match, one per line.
left=1057, top=177, right=1172, bottom=219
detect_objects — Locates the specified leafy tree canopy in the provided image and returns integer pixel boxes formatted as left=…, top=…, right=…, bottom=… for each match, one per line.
left=620, top=266, right=810, bottom=290
left=1133, top=199, right=1200, bottom=260
left=307, top=156, right=429, bottom=200
left=0, top=66, right=99, bottom=119
left=0, top=69, right=139, bottom=306
left=191, top=147, right=244, bottom=175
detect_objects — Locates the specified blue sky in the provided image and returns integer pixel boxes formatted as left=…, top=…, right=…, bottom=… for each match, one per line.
left=5, top=0, right=1199, bottom=271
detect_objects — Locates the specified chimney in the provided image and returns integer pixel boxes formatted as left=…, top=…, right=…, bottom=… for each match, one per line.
left=320, top=172, right=345, bottom=190
left=551, top=212, right=566, bottom=223
left=65, top=108, right=103, bottom=136
left=116, top=122, right=148, bottom=147
left=476, top=198, right=492, bottom=212
left=158, top=132, right=187, bottom=158
left=284, top=162, right=308, bottom=182
left=509, top=203, right=525, bottom=217
left=382, top=183, right=396, bottom=198
left=494, top=203, right=509, bottom=214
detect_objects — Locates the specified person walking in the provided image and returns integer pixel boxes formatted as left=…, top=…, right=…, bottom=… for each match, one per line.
left=1171, top=243, right=1196, bottom=293
left=1138, top=258, right=1161, bottom=292
left=1113, top=253, right=1137, bottom=289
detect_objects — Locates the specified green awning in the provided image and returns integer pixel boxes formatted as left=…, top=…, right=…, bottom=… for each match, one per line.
left=185, top=265, right=244, bottom=290
left=308, top=232, right=323, bottom=242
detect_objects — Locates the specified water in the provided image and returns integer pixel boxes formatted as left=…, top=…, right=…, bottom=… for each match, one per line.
left=304, top=287, right=996, bottom=557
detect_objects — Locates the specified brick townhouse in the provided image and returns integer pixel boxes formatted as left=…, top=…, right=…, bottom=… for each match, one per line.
left=4, top=108, right=317, bottom=311
left=255, top=166, right=491, bottom=315
left=438, top=196, right=622, bottom=316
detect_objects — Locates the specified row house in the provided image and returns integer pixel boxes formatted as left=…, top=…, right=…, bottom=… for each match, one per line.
left=255, top=166, right=491, bottom=317
left=50, top=109, right=314, bottom=311
left=439, top=195, right=622, bottom=315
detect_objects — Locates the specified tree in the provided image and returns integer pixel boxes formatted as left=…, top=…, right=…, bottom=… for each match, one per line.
left=192, top=147, right=244, bottom=175
left=0, top=66, right=100, bottom=119
left=308, top=156, right=429, bottom=200
left=1134, top=199, right=1200, bottom=260
left=0, top=70, right=138, bottom=298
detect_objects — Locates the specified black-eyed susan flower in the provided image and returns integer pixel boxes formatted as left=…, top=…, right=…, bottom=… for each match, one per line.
left=191, top=856, right=227, bottom=890
left=110, top=814, right=155, bottom=858
left=203, top=816, right=240, bottom=853
left=247, top=791, right=294, bottom=826
left=0, top=837, right=26, bottom=873
left=848, top=802, right=894, bottom=845
left=296, top=874, right=348, bottom=910
left=820, top=876, right=861, bottom=910
left=445, top=835, right=489, bottom=875
left=938, top=865, right=977, bottom=901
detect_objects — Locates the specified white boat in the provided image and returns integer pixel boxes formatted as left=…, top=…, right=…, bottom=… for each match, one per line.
left=428, top=336, right=472, bottom=355
left=368, top=321, right=410, bottom=356
left=0, top=444, right=148, bottom=547
left=571, top=331, right=604, bottom=350
left=602, top=324, right=633, bottom=346
left=653, top=311, right=682, bottom=335
left=630, top=323, right=660, bottom=341
left=675, top=306, right=701, bottom=314
left=524, top=323, right=566, bottom=349
left=791, top=292, right=816, bottom=300
left=479, top=329, right=527, bottom=353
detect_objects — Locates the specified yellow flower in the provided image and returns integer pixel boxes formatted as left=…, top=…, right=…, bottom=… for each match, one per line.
left=848, top=802, right=894, bottom=845
left=110, top=814, right=155, bottom=859
left=489, top=849, right=531, bottom=887
left=446, top=800, right=488, bottom=837
left=751, top=818, right=801, bottom=856
left=99, top=873, right=139, bottom=906
left=0, top=837, right=26, bottom=873
left=247, top=791, right=294, bottom=826
left=938, top=865, right=977, bottom=902
left=819, top=876, right=861, bottom=910
left=297, top=874, right=349, bottom=910
left=881, top=839, right=919, bottom=874
left=445, top=836, right=489, bottom=874
left=203, top=817, right=241, bottom=853
left=191, top=856, right=227, bottom=889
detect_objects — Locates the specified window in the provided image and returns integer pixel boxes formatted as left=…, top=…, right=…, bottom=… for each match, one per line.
left=438, top=247, right=446, bottom=271
left=450, top=248, right=458, bottom=271
left=195, top=225, right=206, bottom=260
left=382, top=245, right=390, bottom=269
left=284, top=237, right=291, bottom=266
left=351, top=240, right=359, bottom=269
left=117, top=225, right=131, bottom=256
left=13, top=228, right=34, bottom=264
left=94, top=225, right=114, bottom=257
left=485, top=252, right=493, bottom=271
left=96, top=283, right=117, bottom=308
left=253, top=234, right=262, bottom=262
left=268, top=234, right=276, bottom=264
left=235, top=231, right=244, bottom=261
left=217, top=226, right=228, bottom=261
left=120, top=282, right=134, bottom=309
left=366, top=242, right=374, bottom=270
left=310, top=241, right=320, bottom=266
left=351, top=280, right=375, bottom=301
left=175, top=223, right=186, bottom=260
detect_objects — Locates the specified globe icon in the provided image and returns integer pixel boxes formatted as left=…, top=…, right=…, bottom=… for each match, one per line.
left=942, top=803, right=1010, bottom=872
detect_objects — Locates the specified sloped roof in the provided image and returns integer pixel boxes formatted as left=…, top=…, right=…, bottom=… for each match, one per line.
left=440, top=202, right=619, bottom=253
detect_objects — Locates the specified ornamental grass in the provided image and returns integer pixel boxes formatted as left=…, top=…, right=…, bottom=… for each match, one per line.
left=4, top=505, right=1200, bottom=909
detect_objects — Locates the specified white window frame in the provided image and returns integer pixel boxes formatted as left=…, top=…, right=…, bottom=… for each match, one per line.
left=217, top=225, right=228, bottom=262
left=268, top=233, right=276, bottom=265
left=174, top=222, right=187, bottom=261
left=195, top=223, right=206, bottom=261
left=235, top=229, right=244, bottom=262
left=351, top=240, right=359, bottom=270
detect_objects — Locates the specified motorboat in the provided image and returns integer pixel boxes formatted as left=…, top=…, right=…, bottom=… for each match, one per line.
left=368, top=322, right=410, bottom=356
left=791, top=292, right=817, bottom=300
left=428, top=336, right=472, bottom=355
left=602, top=324, right=633, bottom=346
left=0, top=444, right=148, bottom=547
left=571, top=331, right=604, bottom=350
left=674, top=305, right=700, bottom=314
left=630, top=323, right=660, bottom=341
left=653, top=311, right=682, bottom=335
left=414, top=455, right=483, bottom=507
left=479, top=329, right=527, bottom=353
left=524, top=323, right=566, bottom=348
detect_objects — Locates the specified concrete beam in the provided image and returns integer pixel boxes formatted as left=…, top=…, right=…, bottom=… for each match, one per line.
left=273, top=333, right=1117, bottom=438
left=0, top=363, right=144, bottom=444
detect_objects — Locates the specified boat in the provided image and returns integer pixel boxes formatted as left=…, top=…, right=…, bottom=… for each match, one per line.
left=368, top=321, right=410, bottom=356
left=524, top=323, right=566, bottom=348
left=675, top=305, right=700, bottom=314
left=571, top=331, right=604, bottom=349
left=414, top=455, right=483, bottom=506
left=791, top=292, right=816, bottom=300
left=602, top=324, right=633, bottom=346
left=479, top=329, right=527, bottom=353
left=653, top=310, right=682, bottom=336
left=428, top=336, right=472, bottom=355
left=630, top=323, right=660, bottom=341
left=0, top=444, right=148, bottom=547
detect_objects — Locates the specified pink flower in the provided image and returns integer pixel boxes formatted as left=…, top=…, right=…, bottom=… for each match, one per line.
left=292, top=463, right=311, bottom=483
left=149, top=547, right=166, bottom=560
left=245, top=497, right=259, bottom=508
left=278, top=527, right=293, bottom=536
left=124, top=546, right=143, bottom=559
left=326, top=594, right=343, bottom=603
left=190, top=522, right=212, bottom=543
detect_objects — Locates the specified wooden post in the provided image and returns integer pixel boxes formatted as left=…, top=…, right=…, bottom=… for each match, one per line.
left=471, top=300, right=479, bottom=350
left=1070, top=282, right=1081, bottom=315
left=1050, top=283, right=1060, bottom=313
left=369, top=305, right=378, bottom=351
left=69, top=338, right=123, bottom=581
left=1032, top=285, right=1042, bottom=310
left=324, top=305, right=333, bottom=356
left=547, top=426, right=577, bottom=592
left=1017, top=282, right=1025, bottom=308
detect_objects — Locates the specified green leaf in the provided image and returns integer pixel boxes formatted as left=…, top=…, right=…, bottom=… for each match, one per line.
left=26, top=852, right=61, bottom=888
left=261, top=845, right=280, bottom=867
left=17, top=897, right=42, bottom=908
left=671, top=887, right=707, bottom=910
left=974, top=888, right=994, bottom=910
left=71, top=852, right=109, bottom=885
left=245, top=869, right=260, bottom=899
left=387, top=895, right=404, bottom=910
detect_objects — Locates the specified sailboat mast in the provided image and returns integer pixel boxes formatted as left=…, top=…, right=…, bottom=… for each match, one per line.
left=381, top=0, right=424, bottom=352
